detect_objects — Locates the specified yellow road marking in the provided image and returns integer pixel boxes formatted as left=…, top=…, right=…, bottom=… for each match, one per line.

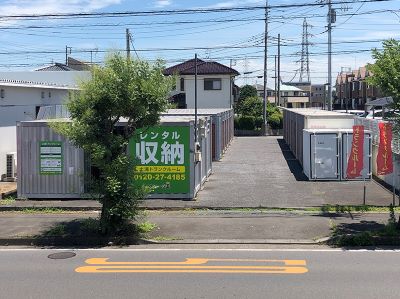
left=85, top=258, right=306, bottom=266
left=76, top=268, right=308, bottom=274
left=76, top=258, right=308, bottom=274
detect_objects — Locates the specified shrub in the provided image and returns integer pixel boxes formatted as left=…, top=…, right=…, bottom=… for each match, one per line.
left=238, top=115, right=255, bottom=130
left=268, top=112, right=283, bottom=130
left=254, top=117, right=264, bottom=129
left=234, top=116, right=240, bottom=129
left=235, top=96, right=262, bottom=118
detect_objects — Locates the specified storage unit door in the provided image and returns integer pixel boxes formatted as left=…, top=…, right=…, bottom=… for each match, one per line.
left=310, top=133, right=339, bottom=180
left=341, top=132, right=371, bottom=180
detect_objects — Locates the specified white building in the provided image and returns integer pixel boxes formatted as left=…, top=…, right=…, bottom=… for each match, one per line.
left=0, top=69, right=90, bottom=180
left=163, top=59, right=239, bottom=109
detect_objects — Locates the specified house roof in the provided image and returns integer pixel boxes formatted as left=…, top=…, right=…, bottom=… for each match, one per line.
left=163, top=59, right=239, bottom=76
left=0, top=78, right=79, bottom=90
left=35, top=63, right=75, bottom=72
left=35, top=57, right=90, bottom=72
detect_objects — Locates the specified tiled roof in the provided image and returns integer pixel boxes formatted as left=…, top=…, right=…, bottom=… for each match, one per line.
left=36, top=63, right=74, bottom=72
left=163, top=59, right=239, bottom=76
left=0, top=78, right=78, bottom=89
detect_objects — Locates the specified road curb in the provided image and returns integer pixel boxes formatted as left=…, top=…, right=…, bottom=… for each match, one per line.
left=0, top=205, right=394, bottom=212
left=0, top=237, right=326, bottom=246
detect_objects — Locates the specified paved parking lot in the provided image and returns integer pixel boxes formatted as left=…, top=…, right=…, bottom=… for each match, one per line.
left=144, top=136, right=394, bottom=208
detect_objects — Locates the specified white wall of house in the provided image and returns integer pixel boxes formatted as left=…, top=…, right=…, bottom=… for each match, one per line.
left=176, top=74, right=233, bottom=109
left=0, top=71, right=90, bottom=179
left=0, top=87, right=70, bottom=178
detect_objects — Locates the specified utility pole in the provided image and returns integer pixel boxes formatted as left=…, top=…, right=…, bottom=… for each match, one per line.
left=194, top=53, right=198, bottom=143
left=274, top=55, right=277, bottom=105
left=327, top=0, right=335, bottom=111
left=277, top=33, right=281, bottom=106
left=230, top=59, right=233, bottom=108
left=126, top=28, right=131, bottom=60
left=263, top=0, right=268, bottom=135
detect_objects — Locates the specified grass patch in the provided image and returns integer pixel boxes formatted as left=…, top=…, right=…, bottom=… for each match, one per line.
left=137, top=221, right=158, bottom=234
left=328, top=205, right=400, bottom=247
left=152, top=236, right=183, bottom=241
left=0, top=196, right=15, bottom=205
left=21, top=208, right=67, bottom=214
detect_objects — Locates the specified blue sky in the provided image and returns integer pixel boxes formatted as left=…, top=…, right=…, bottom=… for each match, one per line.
left=0, top=0, right=399, bottom=86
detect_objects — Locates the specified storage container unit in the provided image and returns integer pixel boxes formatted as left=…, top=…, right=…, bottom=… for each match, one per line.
left=303, top=129, right=340, bottom=180
left=302, top=129, right=372, bottom=181
left=17, top=117, right=211, bottom=200
left=163, top=108, right=234, bottom=161
left=17, top=120, right=85, bottom=199
left=341, top=129, right=372, bottom=180
left=160, top=115, right=213, bottom=186
left=283, top=108, right=354, bottom=166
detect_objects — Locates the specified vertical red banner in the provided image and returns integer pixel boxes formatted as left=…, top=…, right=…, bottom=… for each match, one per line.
left=377, top=122, right=393, bottom=175
left=346, top=125, right=364, bottom=179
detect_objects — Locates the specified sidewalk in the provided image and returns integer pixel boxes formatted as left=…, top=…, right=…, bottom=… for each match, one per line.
left=0, top=210, right=391, bottom=245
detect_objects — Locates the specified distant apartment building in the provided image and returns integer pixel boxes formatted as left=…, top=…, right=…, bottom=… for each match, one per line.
left=335, top=66, right=382, bottom=110
left=310, top=84, right=326, bottom=108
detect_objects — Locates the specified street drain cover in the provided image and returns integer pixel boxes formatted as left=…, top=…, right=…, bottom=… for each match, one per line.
left=48, top=252, right=76, bottom=260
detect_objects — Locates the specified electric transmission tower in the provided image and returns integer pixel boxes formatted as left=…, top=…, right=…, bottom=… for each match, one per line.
left=299, top=18, right=312, bottom=83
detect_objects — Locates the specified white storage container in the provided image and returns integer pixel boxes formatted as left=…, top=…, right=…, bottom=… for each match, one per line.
left=283, top=108, right=354, bottom=166
left=341, top=129, right=372, bottom=180
left=303, top=129, right=340, bottom=180
left=303, top=128, right=372, bottom=181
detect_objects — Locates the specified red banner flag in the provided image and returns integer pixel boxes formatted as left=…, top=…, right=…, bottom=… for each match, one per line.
left=346, top=125, right=365, bottom=179
left=377, top=122, right=393, bottom=175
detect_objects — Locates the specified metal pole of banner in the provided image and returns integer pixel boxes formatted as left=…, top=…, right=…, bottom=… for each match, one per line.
left=363, top=177, right=366, bottom=206
left=393, top=156, right=396, bottom=206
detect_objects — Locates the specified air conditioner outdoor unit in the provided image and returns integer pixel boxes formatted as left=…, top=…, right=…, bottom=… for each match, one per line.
left=5, top=152, right=17, bottom=182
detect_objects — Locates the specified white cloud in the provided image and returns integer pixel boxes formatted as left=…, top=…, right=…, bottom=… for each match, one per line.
left=154, top=0, right=172, bottom=8
left=0, top=0, right=122, bottom=15
left=201, top=0, right=264, bottom=9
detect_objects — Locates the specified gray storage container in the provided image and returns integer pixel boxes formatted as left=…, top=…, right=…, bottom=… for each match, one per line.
left=163, top=108, right=234, bottom=161
left=17, top=120, right=85, bottom=199
left=17, top=117, right=211, bottom=200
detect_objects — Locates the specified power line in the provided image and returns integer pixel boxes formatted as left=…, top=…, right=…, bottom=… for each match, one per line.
left=0, top=0, right=391, bottom=20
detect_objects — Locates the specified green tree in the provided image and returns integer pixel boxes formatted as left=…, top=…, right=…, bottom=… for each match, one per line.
left=368, top=39, right=400, bottom=109
left=235, top=96, right=263, bottom=117
left=238, top=84, right=258, bottom=101
left=53, top=53, right=174, bottom=233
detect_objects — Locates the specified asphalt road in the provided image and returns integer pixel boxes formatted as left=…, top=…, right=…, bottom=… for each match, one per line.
left=1, top=247, right=399, bottom=299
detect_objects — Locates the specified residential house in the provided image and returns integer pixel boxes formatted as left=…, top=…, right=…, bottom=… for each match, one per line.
left=282, top=81, right=311, bottom=108
left=251, top=83, right=309, bottom=108
left=163, top=59, right=239, bottom=109
left=0, top=59, right=90, bottom=180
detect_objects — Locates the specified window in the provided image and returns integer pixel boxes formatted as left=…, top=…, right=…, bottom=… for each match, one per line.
left=41, top=91, right=45, bottom=99
left=35, top=106, right=41, bottom=118
left=283, top=91, right=289, bottom=96
left=48, top=91, right=51, bottom=98
left=204, top=78, right=222, bottom=90
left=180, top=78, right=184, bottom=91
left=0, top=89, right=4, bottom=98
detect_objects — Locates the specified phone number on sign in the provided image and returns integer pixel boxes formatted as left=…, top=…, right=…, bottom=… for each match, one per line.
left=134, top=174, right=186, bottom=181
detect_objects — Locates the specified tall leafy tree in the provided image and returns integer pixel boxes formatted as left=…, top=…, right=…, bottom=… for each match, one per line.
left=368, top=39, right=400, bottom=110
left=238, top=84, right=258, bottom=102
left=54, top=53, right=174, bottom=233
